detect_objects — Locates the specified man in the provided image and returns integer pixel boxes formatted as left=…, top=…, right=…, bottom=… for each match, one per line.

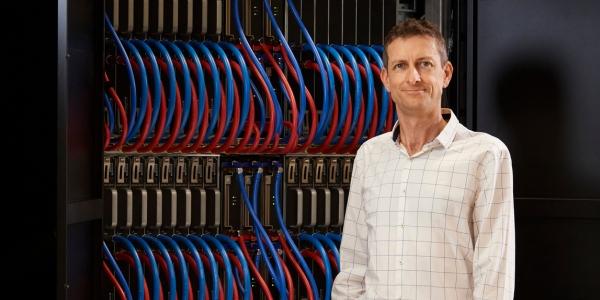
left=332, top=19, right=515, bottom=299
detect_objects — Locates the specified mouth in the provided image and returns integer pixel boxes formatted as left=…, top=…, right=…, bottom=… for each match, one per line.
left=402, top=89, right=427, bottom=94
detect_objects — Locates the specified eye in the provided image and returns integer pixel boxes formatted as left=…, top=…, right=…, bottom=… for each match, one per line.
left=419, top=61, right=434, bottom=68
left=393, top=62, right=407, bottom=70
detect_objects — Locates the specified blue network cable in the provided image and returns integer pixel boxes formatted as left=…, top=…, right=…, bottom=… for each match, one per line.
left=286, top=0, right=330, bottom=144
left=219, top=42, right=251, bottom=137
left=158, top=235, right=190, bottom=300
left=173, top=234, right=206, bottom=300
left=202, top=235, right=234, bottom=300
left=104, top=14, right=137, bottom=143
left=113, top=236, right=145, bottom=300
left=174, top=41, right=207, bottom=138
left=189, top=41, right=221, bottom=143
left=313, top=233, right=340, bottom=273
left=233, top=0, right=283, bottom=140
left=313, top=46, right=337, bottom=145
left=325, top=232, right=342, bottom=246
left=216, top=234, right=252, bottom=300
left=372, top=44, right=384, bottom=54
left=187, top=235, right=219, bottom=300
left=320, top=45, right=350, bottom=141
left=145, top=40, right=177, bottom=139
left=253, top=49, right=283, bottom=135
left=102, top=241, right=133, bottom=300
left=262, top=0, right=306, bottom=135
left=225, top=247, right=245, bottom=297
left=128, top=235, right=160, bottom=300
left=332, top=45, right=363, bottom=144
left=235, top=168, right=287, bottom=299
left=142, top=235, right=177, bottom=300
left=359, top=45, right=389, bottom=134
left=162, top=41, right=192, bottom=138
left=299, top=233, right=332, bottom=300
left=131, top=40, right=162, bottom=137
left=250, top=80, right=266, bottom=134
left=122, top=39, right=149, bottom=141
left=104, top=92, right=115, bottom=134
left=249, top=170, right=281, bottom=290
left=272, top=167, right=319, bottom=299
left=205, top=41, right=235, bottom=138
left=346, top=45, right=374, bottom=138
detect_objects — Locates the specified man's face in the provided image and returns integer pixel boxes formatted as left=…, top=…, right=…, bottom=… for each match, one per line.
left=381, top=35, right=453, bottom=115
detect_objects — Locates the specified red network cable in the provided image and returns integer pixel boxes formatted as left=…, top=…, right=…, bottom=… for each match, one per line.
left=183, top=251, right=210, bottom=300
left=324, top=62, right=353, bottom=154
left=213, top=252, right=239, bottom=300
left=229, top=89, right=255, bottom=153
left=266, top=233, right=297, bottom=299
left=303, top=61, right=357, bottom=155
left=227, top=60, right=257, bottom=153
left=278, top=256, right=295, bottom=300
left=300, top=249, right=326, bottom=276
left=169, top=60, right=199, bottom=152
left=271, top=233, right=310, bottom=300
left=200, top=253, right=225, bottom=300
left=370, top=63, right=395, bottom=131
left=340, top=64, right=366, bottom=154
left=227, top=253, right=254, bottom=300
left=153, top=59, right=183, bottom=153
left=102, top=261, right=128, bottom=300
left=138, top=82, right=167, bottom=152
left=115, top=252, right=151, bottom=300
left=104, top=123, right=111, bottom=150
left=138, top=252, right=166, bottom=300
left=153, top=251, right=173, bottom=300
left=214, top=60, right=241, bottom=153
left=104, top=73, right=129, bottom=151
left=123, top=59, right=154, bottom=152
left=327, top=251, right=338, bottom=274
left=302, top=61, right=339, bottom=154
left=180, top=58, right=210, bottom=153
left=169, top=253, right=195, bottom=300
left=279, top=235, right=314, bottom=300
left=259, top=43, right=299, bottom=154
left=237, top=234, right=274, bottom=300
left=280, top=45, right=318, bottom=152
left=278, top=233, right=314, bottom=300
left=239, top=44, right=276, bottom=153
left=122, top=87, right=152, bottom=152
left=248, top=124, right=261, bottom=152
left=371, top=63, right=394, bottom=132
left=196, top=61, right=227, bottom=153
left=357, top=64, right=379, bottom=139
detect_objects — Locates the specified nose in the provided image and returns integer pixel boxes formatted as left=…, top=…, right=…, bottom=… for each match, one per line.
left=406, top=66, right=421, bottom=84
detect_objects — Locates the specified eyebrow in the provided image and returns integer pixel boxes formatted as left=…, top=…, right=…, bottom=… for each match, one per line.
left=389, top=56, right=435, bottom=65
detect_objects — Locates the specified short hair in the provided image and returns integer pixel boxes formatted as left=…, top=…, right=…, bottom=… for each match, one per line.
left=383, top=19, right=448, bottom=67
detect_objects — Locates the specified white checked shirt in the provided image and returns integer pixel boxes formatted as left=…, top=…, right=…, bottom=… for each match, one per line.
left=332, top=109, right=515, bottom=299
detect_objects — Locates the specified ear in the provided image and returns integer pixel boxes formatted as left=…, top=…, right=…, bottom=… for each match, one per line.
left=442, top=61, right=453, bottom=88
left=381, top=67, right=391, bottom=92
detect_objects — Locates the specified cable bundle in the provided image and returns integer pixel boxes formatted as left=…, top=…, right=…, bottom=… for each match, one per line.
left=102, top=1, right=395, bottom=155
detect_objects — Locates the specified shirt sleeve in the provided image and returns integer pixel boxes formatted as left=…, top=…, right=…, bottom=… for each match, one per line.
left=332, top=146, right=369, bottom=299
left=472, top=145, right=516, bottom=299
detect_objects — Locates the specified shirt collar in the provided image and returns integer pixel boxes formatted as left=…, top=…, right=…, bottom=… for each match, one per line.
left=391, top=108, right=459, bottom=149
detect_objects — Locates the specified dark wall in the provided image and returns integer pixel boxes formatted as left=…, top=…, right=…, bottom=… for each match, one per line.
left=475, top=0, right=600, bottom=298
left=476, top=0, right=600, bottom=198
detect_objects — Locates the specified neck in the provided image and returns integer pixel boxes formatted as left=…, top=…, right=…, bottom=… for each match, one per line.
left=396, top=107, right=446, bottom=156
